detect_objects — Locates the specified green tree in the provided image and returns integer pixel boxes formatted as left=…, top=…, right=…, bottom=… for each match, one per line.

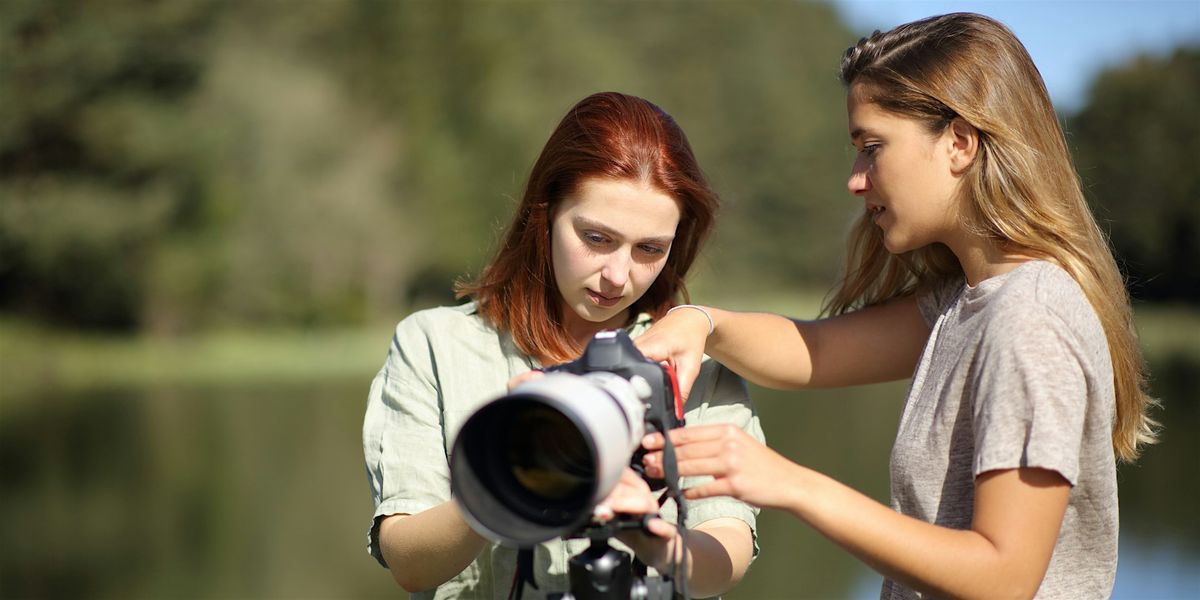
left=1, top=0, right=858, bottom=332
left=0, top=0, right=221, bottom=329
left=1069, top=46, right=1200, bottom=302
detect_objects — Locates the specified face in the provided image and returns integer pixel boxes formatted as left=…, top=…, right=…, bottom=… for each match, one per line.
left=550, top=177, right=681, bottom=341
left=846, top=84, right=963, bottom=254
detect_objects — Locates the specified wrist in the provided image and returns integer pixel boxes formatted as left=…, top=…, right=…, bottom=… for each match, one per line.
left=666, top=304, right=714, bottom=336
left=620, top=530, right=685, bottom=574
left=646, top=532, right=687, bottom=575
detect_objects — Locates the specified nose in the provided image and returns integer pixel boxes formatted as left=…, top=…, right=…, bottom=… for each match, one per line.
left=600, top=249, right=631, bottom=289
left=847, top=154, right=872, bottom=196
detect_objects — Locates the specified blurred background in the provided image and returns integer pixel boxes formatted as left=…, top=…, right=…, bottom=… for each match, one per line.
left=1, top=0, right=1196, bottom=598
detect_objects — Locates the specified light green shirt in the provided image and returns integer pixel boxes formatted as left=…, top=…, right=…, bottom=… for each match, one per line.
left=363, top=302, right=763, bottom=600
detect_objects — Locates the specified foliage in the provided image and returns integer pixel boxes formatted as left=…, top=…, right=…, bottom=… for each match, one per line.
left=0, top=0, right=858, bottom=332
left=1069, top=46, right=1200, bottom=302
left=1, top=1, right=1195, bottom=335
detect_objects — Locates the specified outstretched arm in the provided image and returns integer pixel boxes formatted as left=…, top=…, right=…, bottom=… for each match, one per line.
left=636, top=296, right=929, bottom=400
left=643, top=425, right=1070, bottom=599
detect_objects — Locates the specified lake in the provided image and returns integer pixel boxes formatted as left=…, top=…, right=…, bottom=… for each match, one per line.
left=1, top=320, right=1196, bottom=598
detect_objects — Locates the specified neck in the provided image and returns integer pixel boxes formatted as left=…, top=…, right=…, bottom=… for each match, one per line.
left=945, top=234, right=1033, bottom=286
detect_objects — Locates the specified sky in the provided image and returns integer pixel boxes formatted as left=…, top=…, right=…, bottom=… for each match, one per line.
left=830, top=0, right=1200, bottom=112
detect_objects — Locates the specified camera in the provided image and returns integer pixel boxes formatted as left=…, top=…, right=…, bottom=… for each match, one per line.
left=450, top=329, right=684, bottom=548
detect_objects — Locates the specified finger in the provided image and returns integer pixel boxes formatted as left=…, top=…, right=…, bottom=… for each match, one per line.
left=644, top=423, right=740, bottom=451
left=600, top=471, right=657, bottom=514
left=506, top=370, right=544, bottom=391
left=644, top=438, right=727, bottom=466
left=593, top=503, right=615, bottom=523
left=633, top=335, right=667, bottom=362
left=643, top=453, right=732, bottom=480
left=607, top=495, right=659, bottom=515
left=620, top=466, right=650, bottom=489
left=644, top=517, right=677, bottom=540
left=673, top=456, right=733, bottom=478
left=682, top=478, right=736, bottom=501
left=674, top=359, right=699, bottom=403
left=633, top=343, right=699, bottom=403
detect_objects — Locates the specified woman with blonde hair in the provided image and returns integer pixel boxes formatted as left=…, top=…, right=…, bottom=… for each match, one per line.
left=635, top=13, right=1156, bottom=599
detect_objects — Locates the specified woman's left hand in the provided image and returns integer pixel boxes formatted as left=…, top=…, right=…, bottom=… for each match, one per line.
left=504, top=369, right=544, bottom=391
left=641, top=424, right=803, bottom=511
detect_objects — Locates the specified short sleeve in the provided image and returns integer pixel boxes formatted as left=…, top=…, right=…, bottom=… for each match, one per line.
left=362, top=317, right=450, bottom=567
left=971, top=307, right=1089, bottom=485
left=668, top=359, right=763, bottom=553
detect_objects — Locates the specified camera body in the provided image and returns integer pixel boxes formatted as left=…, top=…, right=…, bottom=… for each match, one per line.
left=544, top=329, right=684, bottom=487
left=450, top=329, right=683, bottom=547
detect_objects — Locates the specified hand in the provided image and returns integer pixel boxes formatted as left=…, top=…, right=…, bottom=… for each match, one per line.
left=635, top=307, right=712, bottom=402
left=505, top=369, right=544, bottom=391
left=641, top=424, right=802, bottom=511
left=596, top=467, right=682, bottom=573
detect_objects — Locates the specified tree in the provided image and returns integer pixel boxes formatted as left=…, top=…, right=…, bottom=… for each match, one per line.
left=1069, top=46, right=1200, bottom=302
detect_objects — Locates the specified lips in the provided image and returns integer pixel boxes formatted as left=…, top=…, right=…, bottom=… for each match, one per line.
left=586, top=289, right=622, bottom=308
left=868, top=204, right=886, bottom=224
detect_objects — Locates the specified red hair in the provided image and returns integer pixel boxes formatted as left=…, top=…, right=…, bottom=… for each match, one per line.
left=455, top=92, right=719, bottom=364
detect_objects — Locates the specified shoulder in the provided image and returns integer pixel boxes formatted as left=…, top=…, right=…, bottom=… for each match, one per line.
left=994, top=262, right=1098, bottom=325
left=980, top=262, right=1108, bottom=355
left=383, top=302, right=516, bottom=384
left=394, top=302, right=490, bottom=340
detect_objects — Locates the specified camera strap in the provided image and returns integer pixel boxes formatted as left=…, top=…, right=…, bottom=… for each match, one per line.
left=509, top=547, right=538, bottom=600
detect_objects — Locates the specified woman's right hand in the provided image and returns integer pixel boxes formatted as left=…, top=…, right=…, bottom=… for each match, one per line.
left=640, top=424, right=803, bottom=512
left=635, top=306, right=714, bottom=402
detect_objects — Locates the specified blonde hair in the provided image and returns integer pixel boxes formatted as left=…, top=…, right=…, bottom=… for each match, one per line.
left=830, top=13, right=1157, bottom=461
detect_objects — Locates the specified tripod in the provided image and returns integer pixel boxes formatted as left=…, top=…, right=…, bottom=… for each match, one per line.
left=547, top=520, right=674, bottom=600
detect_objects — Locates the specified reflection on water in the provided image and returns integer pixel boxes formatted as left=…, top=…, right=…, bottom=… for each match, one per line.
left=0, top=353, right=1196, bottom=598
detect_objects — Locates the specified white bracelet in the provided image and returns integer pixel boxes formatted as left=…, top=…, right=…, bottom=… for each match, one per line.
left=666, top=304, right=714, bottom=336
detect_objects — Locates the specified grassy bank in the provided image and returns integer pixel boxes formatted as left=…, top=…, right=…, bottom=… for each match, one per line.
left=2, top=301, right=1197, bottom=400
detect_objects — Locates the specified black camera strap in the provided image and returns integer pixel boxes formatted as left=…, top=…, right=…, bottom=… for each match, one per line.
left=659, top=427, right=690, bottom=600
left=509, top=547, right=538, bottom=600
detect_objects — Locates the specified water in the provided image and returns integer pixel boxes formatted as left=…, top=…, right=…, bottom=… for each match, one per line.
left=1, top=359, right=1196, bottom=599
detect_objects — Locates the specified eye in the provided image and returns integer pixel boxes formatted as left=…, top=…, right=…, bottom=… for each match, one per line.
left=582, top=231, right=610, bottom=246
left=860, top=143, right=881, bottom=157
left=637, top=244, right=666, bottom=256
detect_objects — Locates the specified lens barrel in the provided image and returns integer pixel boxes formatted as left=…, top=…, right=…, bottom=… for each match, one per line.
left=450, top=372, right=647, bottom=546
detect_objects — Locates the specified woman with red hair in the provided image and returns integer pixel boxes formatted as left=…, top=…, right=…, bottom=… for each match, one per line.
left=362, top=92, right=761, bottom=599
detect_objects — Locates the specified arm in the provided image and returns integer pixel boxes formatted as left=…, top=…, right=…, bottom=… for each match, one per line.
left=629, top=517, right=754, bottom=598
left=364, top=314, right=491, bottom=592
left=643, top=425, right=1070, bottom=599
left=602, top=469, right=754, bottom=597
left=807, top=468, right=1068, bottom=599
left=636, top=296, right=930, bottom=399
left=377, top=502, right=488, bottom=592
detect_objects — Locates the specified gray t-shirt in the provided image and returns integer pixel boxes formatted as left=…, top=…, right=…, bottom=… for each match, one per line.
left=882, top=261, right=1118, bottom=599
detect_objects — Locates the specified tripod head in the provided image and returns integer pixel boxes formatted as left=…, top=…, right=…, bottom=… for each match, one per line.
left=547, top=517, right=675, bottom=600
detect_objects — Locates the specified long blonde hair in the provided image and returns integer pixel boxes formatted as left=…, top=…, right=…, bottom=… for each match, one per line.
left=829, top=13, right=1157, bottom=461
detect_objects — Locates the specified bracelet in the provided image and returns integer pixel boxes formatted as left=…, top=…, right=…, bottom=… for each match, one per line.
left=666, top=304, right=714, bottom=336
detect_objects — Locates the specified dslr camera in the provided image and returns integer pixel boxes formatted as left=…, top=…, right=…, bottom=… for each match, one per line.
left=450, top=329, right=684, bottom=547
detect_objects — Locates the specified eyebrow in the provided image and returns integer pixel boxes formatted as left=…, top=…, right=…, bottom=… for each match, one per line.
left=574, top=216, right=675, bottom=245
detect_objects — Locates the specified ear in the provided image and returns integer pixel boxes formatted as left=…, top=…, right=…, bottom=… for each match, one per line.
left=946, top=117, right=979, bottom=174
